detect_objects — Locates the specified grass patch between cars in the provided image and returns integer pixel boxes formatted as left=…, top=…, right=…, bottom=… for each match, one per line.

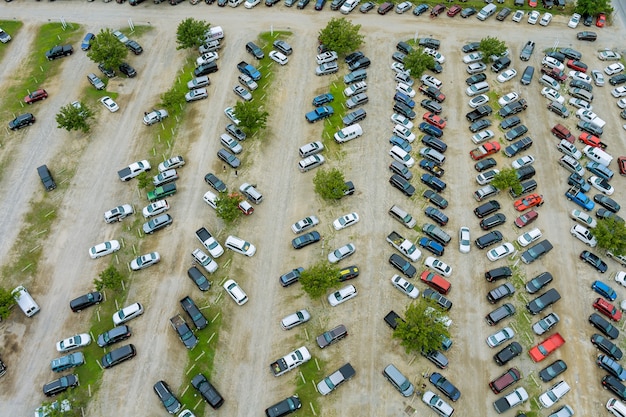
left=295, top=356, right=326, bottom=414
left=0, top=20, right=23, bottom=62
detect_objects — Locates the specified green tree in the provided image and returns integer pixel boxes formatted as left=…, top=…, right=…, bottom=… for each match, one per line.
left=594, top=218, right=626, bottom=255
left=160, top=88, right=186, bottom=114
left=0, top=287, right=15, bottom=321
left=94, top=265, right=125, bottom=291
left=575, top=0, right=613, bottom=18
left=313, top=168, right=347, bottom=200
left=55, top=101, right=94, bottom=133
left=403, top=49, right=435, bottom=80
left=176, top=18, right=210, bottom=50
left=136, top=172, right=150, bottom=190
left=479, top=36, right=507, bottom=63
left=216, top=192, right=242, bottom=224
left=393, top=299, right=450, bottom=355
left=491, top=168, right=521, bottom=195
left=87, top=28, right=128, bottom=70
left=300, top=261, right=340, bottom=299
left=318, top=17, right=365, bottom=56
left=233, top=101, right=269, bottom=136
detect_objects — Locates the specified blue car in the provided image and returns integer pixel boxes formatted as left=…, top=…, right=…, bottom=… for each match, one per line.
left=421, top=174, right=446, bottom=192
left=419, top=122, right=443, bottom=138
left=389, top=135, right=412, bottom=153
left=586, top=162, right=614, bottom=181
left=81, top=33, right=94, bottom=51
left=394, top=92, right=415, bottom=108
left=565, top=188, right=595, bottom=211
left=592, top=280, right=617, bottom=301
left=429, top=372, right=461, bottom=402
left=305, top=106, right=334, bottom=123
left=597, top=354, right=626, bottom=381
left=314, top=0, right=326, bottom=10
left=312, top=93, right=334, bottom=106
left=418, top=237, right=444, bottom=256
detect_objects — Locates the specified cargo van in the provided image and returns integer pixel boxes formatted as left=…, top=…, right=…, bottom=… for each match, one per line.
left=477, top=3, right=497, bottom=20
left=205, top=26, right=224, bottom=41
left=383, top=364, right=414, bottom=397
left=389, top=205, right=417, bottom=229
left=334, top=124, right=363, bottom=143
left=584, top=145, right=613, bottom=167
left=12, top=285, right=40, bottom=317
left=239, top=183, right=263, bottom=204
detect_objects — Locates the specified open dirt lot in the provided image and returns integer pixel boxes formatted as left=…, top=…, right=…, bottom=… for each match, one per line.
left=1, top=1, right=626, bottom=416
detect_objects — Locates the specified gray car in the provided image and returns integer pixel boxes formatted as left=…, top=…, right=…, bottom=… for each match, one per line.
left=187, top=76, right=210, bottom=90
left=185, top=88, right=208, bottom=102
left=273, top=39, right=292, bottom=55
left=217, top=148, right=241, bottom=168
left=316, top=61, right=339, bottom=76
left=233, top=85, right=252, bottom=101
left=142, top=214, right=173, bottom=234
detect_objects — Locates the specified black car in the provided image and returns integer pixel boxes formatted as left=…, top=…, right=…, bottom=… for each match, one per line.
left=559, top=47, right=582, bottom=60
left=475, top=231, right=503, bottom=249
left=188, top=266, right=211, bottom=291
left=521, top=239, right=552, bottom=264
left=610, top=74, right=626, bottom=86
left=474, top=200, right=500, bottom=218
left=97, top=325, right=132, bottom=348
left=194, top=62, right=218, bottom=77
left=526, top=288, right=561, bottom=315
left=493, top=342, right=523, bottom=366
left=469, top=119, right=492, bottom=133
left=418, top=38, right=441, bottom=50
left=592, top=334, right=623, bottom=360
left=603, top=375, right=626, bottom=401
left=101, top=344, right=136, bottom=369
left=462, top=41, right=480, bottom=52
left=480, top=213, right=506, bottom=230
left=348, top=56, right=371, bottom=71
left=594, top=195, right=621, bottom=213
left=466, top=73, right=487, bottom=85
left=292, top=231, right=321, bottom=249
left=279, top=267, right=304, bottom=287
left=125, top=40, right=143, bottom=55
left=342, top=108, right=367, bottom=126
left=181, top=296, right=208, bottom=330
left=498, top=100, right=527, bottom=117
left=389, top=174, right=415, bottom=196
left=525, top=272, right=553, bottom=294
left=499, top=116, right=521, bottom=130
left=589, top=312, right=619, bottom=339
left=515, top=165, right=536, bottom=181
left=504, top=136, right=533, bottom=157
left=69, top=291, right=103, bottom=312
left=296, top=0, right=309, bottom=8
left=389, top=253, right=416, bottom=278
left=485, top=266, right=512, bottom=282
left=422, top=135, right=447, bottom=153
left=119, top=62, right=137, bottom=78
left=429, top=372, right=460, bottom=402
left=546, top=51, right=566, bottom=63
left=419, top=159, right=444, bottom=178
left=265, top=395, right=302, bottom=417
left=581, top=250, right=608, bottom=273
left=397, top=41, right=414, bottom=54
left=43, top=374, right=79, bottom=397
left=475, top=158, right=497, bottom=172
left=226, top=123, right=246, bottom=141
left=570, top=79, right=593, bottom=92
left=204, top=172, right=227, bottom=193
left=466, top=105, right=492, bottom=122
left=539, top=359, right=568, bottom=382
left=421, top=99, right=442, bottom=114
left=421, top=174, right=446, bottom=192
left=345, top=51, right=365, bottom=64
left=9, top=113, right=35, bottom=130
left=154, top=381, right=181, bottom=414
left=191, top=373, right=224, bottom=409
left=420, top=85, right=445, bottom=103
left=422, top=288, right=452, bottom=311
left=504, top=125, right=528, bottom=141
left=423, top=189, right=448, bottom=209
left=98, top=63, right=116, bottom=78
left=425, top=206, right=448, bottom=226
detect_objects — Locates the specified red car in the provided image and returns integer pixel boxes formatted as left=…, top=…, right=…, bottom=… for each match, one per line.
left=514, top=194, right=544, bottom=211
left=528, top=0, right=537, bottom=6
left=446, top=4, right=461, bottom=17
left=594, top=298, right=622, bottom=321
left=529, top=333, right=565, bottom=362
left=541, top=67, right=568, bottom=82
left=470, top=141, right=500, bottom=161
left=377, top=2, right=394, bottom=14
left=618, top=157, right=626, bottom=176
left=579, top=132, right=602, bottom=148
left=423, top=112, right=447, bottom=129
left=420, top=270, right=451, bottom=295
left=24, top=89, right=48, bottom=104
left=514, top=210, right=538, bottom=228
left=596, top=13, right=606, bottom=27
left=567, top=59, right=588, bottom=73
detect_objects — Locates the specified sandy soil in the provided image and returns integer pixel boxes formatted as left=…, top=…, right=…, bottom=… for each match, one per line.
left=1, top=1, right=626, bottom=416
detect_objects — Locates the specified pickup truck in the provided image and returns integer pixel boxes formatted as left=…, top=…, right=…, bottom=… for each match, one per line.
left=579, top=132, right=608, bottom=149
left=306, top=106, right=334, bottom=123
left=195, top=227, right=224, bottom=258
left=147, top=183, right=177, bottom=202
left=386, top=231, right=421, bottom=262
left=384, top=310, right=405, bottom=330
left=498, top=99, right=528, bottom=117
left=493, top=387, right=528, bottom=414
left=270, top=346, right=311, bottom=377
left=237, top=60, right=261, bottom=81
left=565, top=186, right=595, bottom=211
left=470, top=142, right=501, bottom=161
left=317, top=363, right=356, bottom=395
left=529, top=332, right=565, bottom=362
left=180, top=296, right=208, bottom=330
left=169, top=314, right=198, bottom=349
left=46, top=45, right=74, bottom=60
left=118, top=160, right=151, bottom=181
left=466, top=105, right=492, bottom=122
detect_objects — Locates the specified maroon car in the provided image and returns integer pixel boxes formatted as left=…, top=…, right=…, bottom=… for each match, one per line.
left=24, top=89, right=48, bottom=104
left=514, top=210, right=538, bottom=228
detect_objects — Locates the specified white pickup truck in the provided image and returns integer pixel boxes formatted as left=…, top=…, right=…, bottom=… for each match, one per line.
left=386, top=231, right=421, bottom=262
left=270, top=346, right=311, bottom=377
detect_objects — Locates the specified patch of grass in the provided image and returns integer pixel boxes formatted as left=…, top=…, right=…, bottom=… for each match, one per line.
left=320, top=77, right=348, bottom=148
left=120, top=24, right=154, bottom=38
left=295, top=357, right=325, bottom=414
left=0, top=20, right=23, bottom=62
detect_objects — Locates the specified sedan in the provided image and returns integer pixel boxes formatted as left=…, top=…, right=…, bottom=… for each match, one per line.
left=291, top=216, right=319, bottom=234
left=224, top=107, right=240, bottom=125
left=570, top=224, right=597, bottom=247
left=590, top=312, right=619, bottom=339
left=589, top=176, right=614, bottom=195
left=97, top=325, right=132, bottom=348
left=613, top=86, right=626, bottom=98
left=476, top=169, right=499, bottom=185
left=487, top=243, right=515, bottom=262
left=391, top=274, right=419, bottom=298
left=591, top=70, right=605, bottom=86
left=606, top=63, right=625, bottom=75
left=292, top=231, right=321, bottom=249
left=568, top=13, right=580, bottom=28
left=463, top=52, right=483, bottom=64
left=472, top=129, right=495, bottom=145
left=333, top=212, right=360, bottom=230
left=100, top=96, right=119, bottom=112
left=328, top=243, right=356, bottom=263
left=571, top=209, right=597, bottom=228
left=541, top=87, right=565, bottom=104
left=462, top=42, right=480, bottom=53
left=104, top=204, right=134, bottom=223
left=459, top=227, right=470, bottom=254
left=429, top=372, right=461, bottom=402
left=142, top=200, right=170, bottom=218
left=56, top=333, right=91, bottom=352
left=313, top=93, right=334, bottom=106
left=142, top=214, right=173, bottom=234
left=185, top=88, right=208, bottom=102
left=497, top=69, right=517, bottom=83
left=424, top=256, right=452, bottom=277
left=158, top=155, right=185, bottom=172
left=469, top=94, right=489, bottom=108
left=392, top=113, right=415, bottom=129
left=539, top=360, right=568, bottom=382
left=89, top=240, right=120, bottom=259
left=233, top=85, right=252, bottom=101
left=152, top=169, right=178, bottom=187
left=498, top=92, right=519, bottom=107
left=514, top=210, right=538, bottom=228
left=486, top=327, right=515, bottom=348
left=130, top=252, right=161, bottom=271
left=422, top=288, right=452, bottom=310
left=581, top=250, right=608, bottom=273
left=517, top=227, right=542, bottom=247
left=474, top=158, right=497, bottom=172
left=599, top=50, right=622, bottom=61
left=591, top=333, right=623, bottom=360
left=594, top=195, right=621, bottom=213
left=511, top=155, right=535, bottom=169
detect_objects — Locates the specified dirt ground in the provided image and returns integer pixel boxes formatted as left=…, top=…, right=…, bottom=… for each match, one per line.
left=1, top=1, right=626, bottom=416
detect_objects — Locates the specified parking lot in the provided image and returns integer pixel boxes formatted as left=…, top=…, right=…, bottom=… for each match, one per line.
left=1, top=1, right=626, bottom=416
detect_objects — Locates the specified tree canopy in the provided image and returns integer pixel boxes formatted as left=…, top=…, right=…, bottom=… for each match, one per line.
left=176, top=18, right=211, bottom=50
left=491, top=168, right=521, bottom=195
left=94, top=265, right=125, bottom=291
left=318, top=17, right=365, bottom=56
left=233, top=101, right=268, bottom=136
left=0, top=287, right=15, bottom=321
left=299, top=261, right=340, bottom=299
left=313, top=168, right=347, bottom=200
left=403, top=48, right=435, bottom=80
left=575, top=0, right=613, bottom=18
left=393, top=299, right=450, bottom=355
left=55, top=101, right=94, bottom=133
left=87, top=28, right=128, bottom=70
left=594, top=217, right=626, bottom=255
left=215, top=192, right=242, bottom=224
left=479, top=36, right=507, bottom=64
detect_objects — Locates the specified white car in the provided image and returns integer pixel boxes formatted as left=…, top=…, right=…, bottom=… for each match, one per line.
left=291, top=215, right=320, bottom=234
left=269, top=50, right=288, bottom=65
left=35, top=399, right=71, bottom=417
left=393, top=124, right=415, bottom=142
left=345, top=81, right=367, bottom=97
left=186, top=89, right=208, bottom=104
left=618, top=98, right=626, bottom=109
left=280, top=309, right=311, bottom=330
left=570, top=224, right=597, bottom=247
left=333, top=212, right=360, bottom=230
left=615, top=271, right=626, bottom=287
left=512, top=155, right=535, bottom=169
left=104, top=204, right=134, bottom=223
left=542, top=56, right=565, bottom=72
left=569, top=98, right=592, bottom=111
left=498, top=92, right=519, bottom=107
left=497, top=69, right=517, bottom=83
left=223, top=279, right=248, bottom=305
left=130, top=252, right=161, bottom=270
left=328, top=284, right=357, bottom=306
left=467, top=62, right=487, bottom=74
left=539, top=12, right=553, bottom=26
left=591, top=70, right=605, bottom=86
left=486, top=327, right=515, bottom=348
left=144, top=110, right=168, bottom=126
left=192, top=248, right=218, bottom=273
left=463, top=52, right=483, bottom=64
left=469, top=94, right=489, bottom=108
left=340, top=0, right=360, bottom=13
left=391, top=113, right=414, bottom=129
left=471, top=129, right=495, bottom=144
left=196, top=51, right=219, bottom=66
left=396, top=82, right=415, bottom=97
left=158, top=155, right=185, bottom=172
left=612, top=87, right=626, bottom=98
left=224, top=106, right=241, bottom=125
left=225, top=235, right=256, bottom=256
left=424, top=256, right=452, bottom=277
left=570, top=209, right=597, bottom=228
left=476, top=169, right=499, bottom=185
left=89, top=240, right=120, bottom=259
left=391, top=61, right=407, bottom=74
left=588, top=176, right=614, bottom=195
left=487, top=243, right=515, bottom=261
left=541, top=87, right=565, bottom=104
left=528, top=10, right=540, bottom=24
left=152, top=169, right=178, bottom=186
left=424, top=48, right=445, bottom=64
left=233, top=85, right=252, bottom=101
left=56, top=333, right=91, bottom=352
left=220, top=133, right=243, bottom=154
left=391, top=274, right=419, bottom=299
left=244, top=0, right=260, bottom=7
left=142, top=199, right=170, bottom=218
left=539, top=381, right=570, bottom=408
left=517, top=227, right=542, bottom=247
left=316, top=51, right=338, bottom=65
left=568, top=13, right=580, bottom=28
left=599, top=50, right=622, bottom=61
left=512, top=10, right=524, bottom=22
left=422, top=391, right=454, bottom=417
left=459, top=227, right=470, bottom=254
left=328, top=243, right=356, bottom=263
left=113, top=302, right=144, bottom=325
left=100, top=96, right=119, bottom=112
left=395, top=1, right=412, bottom=13
left=605, top=63, right=625, bottom=76
left=569, top=71, right=592, bottom=84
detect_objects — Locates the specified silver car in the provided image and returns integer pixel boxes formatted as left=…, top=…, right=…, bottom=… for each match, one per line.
left=185, top=88, right=208, bottom=102
left=220, top=133, right=243, bottom=154
left=233, top=85, right=252, bottom=101
left=316, top=61, right=339, bottom=76
left=280, top=309, right=311, bottom=330
left=328, top=243, right=356, bottom=263
left=187, top=76, right=210, bottom=90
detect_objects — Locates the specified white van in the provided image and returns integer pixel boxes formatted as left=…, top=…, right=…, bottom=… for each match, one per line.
left=583, top=145, right=613, bottom=167
left=477, top=3, right=497, bottom=20
left=12, top=285, right=40, bottom=317
left=205, top=26, right=224, bottom=41
left=203, top=191, right=217, bottom=209
left=334, top=124, right=363, bottom=143
left=389, top=146, right=415, bottom=168
left=607, top=397, right=626, bottom=417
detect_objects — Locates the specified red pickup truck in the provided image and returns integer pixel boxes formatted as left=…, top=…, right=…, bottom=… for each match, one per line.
left=529, top=333, right=565, bottom=362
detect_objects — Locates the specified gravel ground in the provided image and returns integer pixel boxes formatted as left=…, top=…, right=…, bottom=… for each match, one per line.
left=1, top=2, right=626, bottom=416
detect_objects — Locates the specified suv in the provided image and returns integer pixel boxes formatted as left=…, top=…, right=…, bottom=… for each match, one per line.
left=43, top=374, right=79, bottom=397
left=37, top=164, right=57, bottom=191
left=491, top=57, right=511, bottom=73
left=265, top=396, right=302, bottom=417
left=520, top=41, right=535, bottom=61
left=153, top=380, right=181, bottom=414
left=499, top=99, right=528, bottom=117
left=87, top=73, right=105, bottom=90
left=485, top=266, right=513, bottom=282
left=125, top=40, right=143, bottom=55
left=486, top=303, right=516, bottom=325
left=245, top=42, right=264, bottom=59
left=475, top=231, right=503, bottom=249
left=474, top=200, right=501, bottom=218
